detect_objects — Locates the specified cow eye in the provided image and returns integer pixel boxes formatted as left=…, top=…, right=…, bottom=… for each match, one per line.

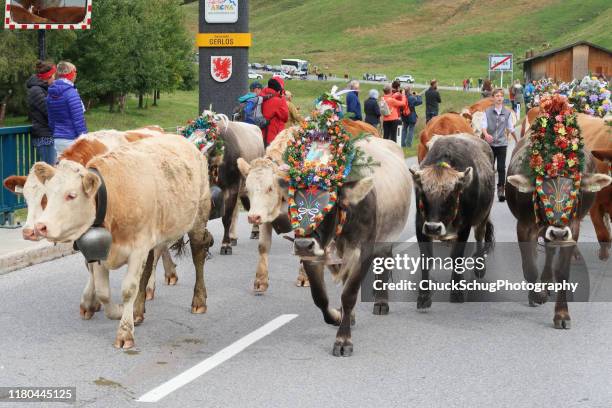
left=66, top=192, right=77, bottom=201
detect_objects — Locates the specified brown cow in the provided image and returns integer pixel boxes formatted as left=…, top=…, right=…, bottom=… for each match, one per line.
left=341, top=119, right=381, bottom=139
left=417, top=113, right=474, bottom=162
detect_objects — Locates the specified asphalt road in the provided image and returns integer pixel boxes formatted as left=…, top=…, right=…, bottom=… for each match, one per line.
left=1, top=151, right=611, bottom=408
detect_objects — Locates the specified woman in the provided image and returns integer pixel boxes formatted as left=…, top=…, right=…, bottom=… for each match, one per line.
left=285, top=90, right=303, bottom=126
left=382, top=84, right=406, bottom=141
left=261, top=76, right=288, bottom=146
left=26, top=60, right=56, bottom=164
left=47, top=61, right=87, bottom=155
left=363, top=89, right=381, bottom=128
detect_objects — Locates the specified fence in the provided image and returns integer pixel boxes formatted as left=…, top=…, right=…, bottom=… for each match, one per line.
left=0, top=126, right=36, bottom=228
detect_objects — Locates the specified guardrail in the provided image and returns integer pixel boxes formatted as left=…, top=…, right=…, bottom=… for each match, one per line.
left=0, top=126, right=35, bottom=228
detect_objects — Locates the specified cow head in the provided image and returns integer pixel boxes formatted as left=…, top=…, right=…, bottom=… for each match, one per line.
left=238, top=157, right=287, bottom=225
left=410, top=163, right=473, bottom=240
left=469, top=111, right=485, bottom=138
left=3, top=172, right=49, bottom=241
left=33, top=161, right=101, bottom=242
left=508, top=173, right=612, bottom=244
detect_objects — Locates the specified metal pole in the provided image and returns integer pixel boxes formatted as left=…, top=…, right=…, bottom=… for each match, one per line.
left=38, top=30, right=46, bottom=61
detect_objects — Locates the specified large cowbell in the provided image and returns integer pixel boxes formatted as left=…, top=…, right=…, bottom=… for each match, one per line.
left=294, top=187, right=331, bottom=233
left=540, top=177, right=574, bottom=224
left=75, top=227, right=112, bottom=263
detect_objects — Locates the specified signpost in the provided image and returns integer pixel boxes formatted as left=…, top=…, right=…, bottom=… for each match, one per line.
left=488, top=54, right=513, bottom=89
left=198, top=0, right=250, bottom=116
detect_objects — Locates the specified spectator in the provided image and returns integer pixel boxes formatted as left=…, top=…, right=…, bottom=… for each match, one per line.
left=363, top=89, right=381, bottom=128
left=402, top=86, right=423, bottom=148
left=261, top=76, right=288, bottom=146
left=285, top=90, right=303, bottom=126
left=524, top=79, right=536, bottom=107
left=478, top=78, right=483, bottom=89
left=512, top=79, right=524, bottom=119
left=382, top=84, right=406, bottom=141
left=481, top=78, right=493, bottom=97
left=26, top=60, right=56, bottom=165
left=481, top=88, right=518, bottom=202
left=236, top=81, right=263, bottom=124
left=345, top=80, right=362, bottom=121
left=46, top=61, right=87, bottom=155
left=424, top=79, right=441, bottom=123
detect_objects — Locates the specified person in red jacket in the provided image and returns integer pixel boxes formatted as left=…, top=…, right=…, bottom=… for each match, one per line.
left=381, top=84, right=406, bottom=141
left=261, top=76, right=289, bottom=146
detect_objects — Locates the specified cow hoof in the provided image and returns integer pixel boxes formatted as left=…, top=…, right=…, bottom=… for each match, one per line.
left=332, top=339, right=353, bottom=357
left=114, top=333, right=135, bottom=349
left=165, top=274, right=178, bottom=286
left=295, top=274, right=310, bottom=287
left=528, top=290, right=548, bottom=306
left=80, top=303, right=101, bottom=320
left=191, top=304, right=207, bottom=314
left=599, top=249, right=609, bottom=261
left=145, top=287, right=155, bottom=301
left=553, top=315, right=571, bottom=329
left=230, top=238, right=238, bottom=246
left=450, top=290, right=464, bottom=303
left=417, top=293, right=432, bottom=310
left=250, top=231, right=259, bottom=240
left=373, top=302, right=389, bottom=315
left=133, top=314, right=145, bottom=326
left=253, top=279, right=269, bottom=294
left=220, top=245, right=232, bottom=255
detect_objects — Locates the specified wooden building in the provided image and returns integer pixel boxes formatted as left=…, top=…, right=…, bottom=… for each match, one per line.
left=521, top=41, right=611, bottom=82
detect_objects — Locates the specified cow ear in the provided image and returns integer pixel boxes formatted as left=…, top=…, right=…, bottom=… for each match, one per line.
left=237, top=158, right=251, bottom=177
left=507, top=175, right=534, bottom=193
left=3, top=175, right=27, bottom=195
left=82, top=172, right=101, bottom=197
left=461, top=111, right=472, bottom=123
left=409, top=165, right=422, bottom=186
left=33, top=162, right=56, bottom=184
left=580, top=173, right=612, bottom=193
left=459, top=167, right=473, bottom=187
left=591, top=149, right=612, bottom=162
left=341, top=176, right=374, bottom=206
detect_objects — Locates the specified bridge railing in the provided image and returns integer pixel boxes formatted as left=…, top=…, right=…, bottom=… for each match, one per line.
left=0, top=126, right=36, bottom=227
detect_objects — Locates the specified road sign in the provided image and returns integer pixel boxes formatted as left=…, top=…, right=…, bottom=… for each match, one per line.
left=204, top=0, right=238, bottom=24
left=196, top=33, right=252, bottom=48
left=489, top=54, right=513, bottom=71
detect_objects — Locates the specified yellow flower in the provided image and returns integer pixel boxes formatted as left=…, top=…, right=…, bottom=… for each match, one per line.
left=558, top=126, right=566, bottom=135
left=568, top=159, right=576, bottom=167
left=572, top=143, right=578, bottom=151
left=578, top=91, right=586, bottom=97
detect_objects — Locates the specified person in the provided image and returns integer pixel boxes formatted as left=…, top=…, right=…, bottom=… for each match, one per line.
left=403, top=86, right=423, bottom=148
left=363, top=89, right=381, bottom=128
left=26, top=60, right=56, bottom=165
left=481, top=78, right=493, bottom=97
left=236, top=81, right=263, bottom=124
left=481, top=88, right=518, bottom=202
left=512, top=79, right=524, bottom=119
left=381, top=84, right=406, bottom=141
left=345, top=80, right=362, bottom=121
left=261, top=76, right=288, bottom=146
left=285, top=90, right=303, bottom=126
left=424, top=79, right=441, bottom=123
left=524, top=79, right=535, bottom=107
left=478, top=78, right=483, bottom=89
left=46, top=61, right=87, bottom=155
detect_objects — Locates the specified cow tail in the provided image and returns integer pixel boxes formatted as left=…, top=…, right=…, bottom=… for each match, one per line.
left=484, top=219, right=495, bottom=252
left=170, top=236, right=189, bottom=258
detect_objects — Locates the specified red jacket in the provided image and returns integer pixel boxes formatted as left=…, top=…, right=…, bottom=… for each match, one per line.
left=261, top=87, right=289, bottom=145
left=382, top=92, right=406, bottom=121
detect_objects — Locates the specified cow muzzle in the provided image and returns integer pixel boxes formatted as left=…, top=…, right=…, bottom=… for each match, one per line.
left=293, top=238, right=325, bottom=258
left=247, top=213, right=262, bottom=225
left=22, top=227, right=41, bottom=241
left=544, top=226, right=574, bottom=245
left=423, top=222, right=447, bottom=239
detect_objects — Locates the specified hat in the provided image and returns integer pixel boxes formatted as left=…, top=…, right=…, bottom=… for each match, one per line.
left=270, top=75, right=285, bottom=90
left=249, top=81, right=263, bottom=90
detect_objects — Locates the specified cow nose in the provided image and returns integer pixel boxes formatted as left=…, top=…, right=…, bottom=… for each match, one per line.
left=22, top=228, right=37, bottom=241
left=423, top=222, right=443, bottom=236
left=35, top=223, right=48, bottom=237
left=551, top=228, right=569, bottom=240
left=248, top=214, right=261, bottom=225
left=294, top=238, right=315, bottom=255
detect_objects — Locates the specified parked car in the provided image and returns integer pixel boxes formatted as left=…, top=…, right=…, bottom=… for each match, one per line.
left=248, top=70, right=263, bottom=80
left=395, top=74, right=415, bottom=83
left=272, top=71, right=293, bottom=80
left=264, top=64, right=273, bottom=71
left=373, top=74, right=387, bottom=82
left=251, top=63, right=264, bottom=70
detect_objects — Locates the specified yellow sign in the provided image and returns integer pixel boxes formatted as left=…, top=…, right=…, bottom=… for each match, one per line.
left=196, top=33, right=252, bottom=48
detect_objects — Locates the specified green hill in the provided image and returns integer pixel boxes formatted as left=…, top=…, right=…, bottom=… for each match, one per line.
left=183, top=0, right=611, bottom=85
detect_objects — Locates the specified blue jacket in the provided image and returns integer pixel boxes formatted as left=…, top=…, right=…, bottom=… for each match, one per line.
left=346, top=91, right=362, bottom=121
left=237, top=92, right=258, bottom=124
left=406, top=94, right=423, bottom=124
left=47, top=78, right=87, bottom=140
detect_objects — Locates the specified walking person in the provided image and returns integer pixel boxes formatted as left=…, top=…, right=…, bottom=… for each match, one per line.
left=381, top=84, right=406, bottom=141
left=481, top=88, right=518, bottom=202
left=26, top=60, right=56, bottom=164
left=481, top=78, right=493, bottom=97
left=285, top=91, right=303, bottom=126
left=46, top=61, right=87, bottom=155
left=261, top=76, right=288, bottom=146
left=236, top=81, right=263, bottom=124
left=424, top=79, right=441, bottom=123
left=363, top=89, right=381, bottom=129
left=511, top=79, right=524, bottom=120
left=345, top=80, right=362, bottom=121
left=402, top=86, right=422, bottom=148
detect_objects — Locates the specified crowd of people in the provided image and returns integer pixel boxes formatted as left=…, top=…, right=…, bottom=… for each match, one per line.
left=25, top=60, right=87, bottom=165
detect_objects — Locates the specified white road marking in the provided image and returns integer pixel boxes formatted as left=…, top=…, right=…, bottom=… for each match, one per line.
left=406, top=235, right=417, bottom=243
left=137, top=314, right=299, bottom=403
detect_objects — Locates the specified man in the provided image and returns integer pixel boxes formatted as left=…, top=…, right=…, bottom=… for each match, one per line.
left=425, top=79, right=441, bottom=123
left=345, top=80, right=362, bottom=121
left=512, top=80, right=524, bottom=120
left=481, top=88, right=518, bottom=202
left=402, top=86, right=422, bottom=148
left=524, top=80, right=535, bottom=107
left=236, top=81, right=263, bottom=124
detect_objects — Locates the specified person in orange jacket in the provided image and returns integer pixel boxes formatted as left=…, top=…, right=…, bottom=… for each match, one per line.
left=261, top=76, right=289, bottom=146
left=381, top=84, right=406, bottom=141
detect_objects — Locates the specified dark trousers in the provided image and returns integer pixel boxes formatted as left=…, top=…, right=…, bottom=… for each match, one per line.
left=491, top=145, right=507, bottom=186
left=426, top=111, right=438, bottom=123
left=382, top=119, right=399, bottom=141
left=35, top=144, right=57, bottom=165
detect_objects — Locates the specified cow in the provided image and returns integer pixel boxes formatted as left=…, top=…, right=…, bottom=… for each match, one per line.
left=410, top=134, right=496, bottom=306
left=506, top=119, right=611, bottom=329
left=242, top=133, right=411, bottom=356
left=30, top=135, right=212, bottom=348
left=202, top=113, right=265, bottom=255
left=417, top=113, right=474, bottom=162
left=341, top=119, right=381, bottom=138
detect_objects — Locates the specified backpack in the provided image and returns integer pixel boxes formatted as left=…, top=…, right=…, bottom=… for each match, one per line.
left=233, top=96, right=270, bottom=128
left=379, top=98, right=391, bottom=116
left=252, top=95, right=271, bottom=128
left=400, top=99, right=411, bottom=118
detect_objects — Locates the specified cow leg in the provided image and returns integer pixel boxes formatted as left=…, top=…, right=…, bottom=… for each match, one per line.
left=80, top=263, right=101, bottom=320
left=146, top=249, right=160, bottom=301
left=553, top=245, right=573, bottom=329
left=449, top=226, right=471, bottom=303
left=134, top=250, right=155, bottom=326
left=333, top=247, right=366, bottom=357
left=590, top=205, right=611, bottom=261
left=416, top=224, right=434, bottom=310
left=221, top=188, right=239, bottom=255
left=516, top=222, right=545, bottom=305
left=114, top=249, right=148, bottom=349
left=253, top=222, right=272, bottom=294
left=302, top=260, right=341, bottom=326
left=473, top=219, right=492, bottom=278
left=189, top=221, right=210, bottom=314
left=92, top=264, right=123, bottom=320
left=161, top=246, right=178, bottom=285
left=296, top=262, right=310, bottom=287
left=229, top=199, right=239, bottom=246
left=373, top=248, right=390, bottom=315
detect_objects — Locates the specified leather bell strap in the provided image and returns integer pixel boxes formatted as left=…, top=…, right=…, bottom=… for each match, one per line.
left=88, top=168, right=108, bottom=228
